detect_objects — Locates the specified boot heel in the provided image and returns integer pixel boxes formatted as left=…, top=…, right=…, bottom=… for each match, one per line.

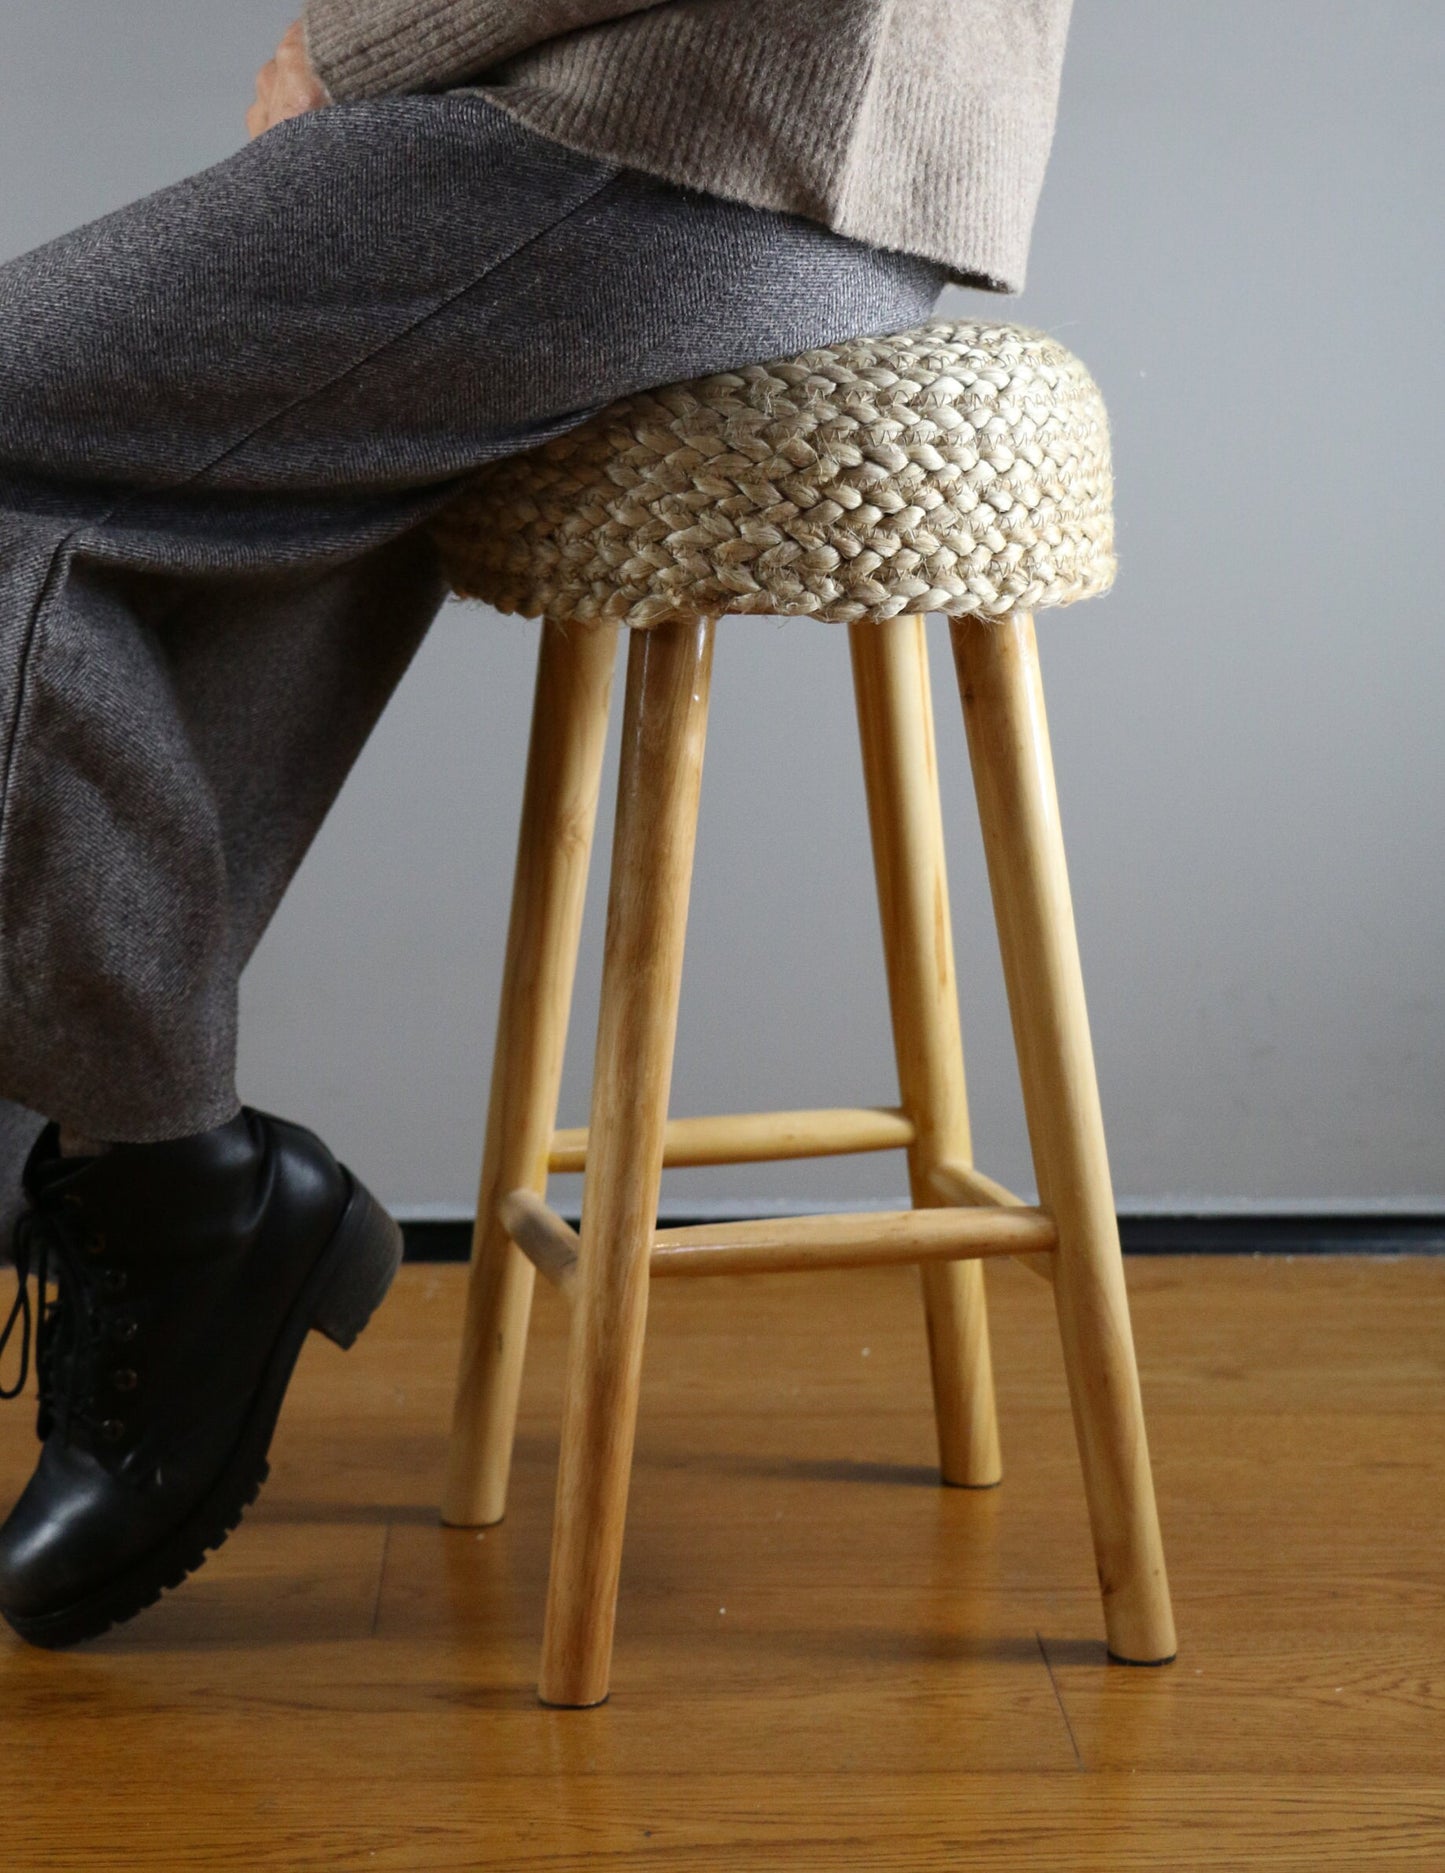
left=311, top=1180, right=404, bottom=1350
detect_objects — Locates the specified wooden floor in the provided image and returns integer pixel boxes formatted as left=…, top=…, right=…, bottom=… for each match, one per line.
left=4, top=1254, right=1444, bottom=1869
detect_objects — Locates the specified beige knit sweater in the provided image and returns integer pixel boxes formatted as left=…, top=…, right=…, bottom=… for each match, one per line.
left=301, top=1, right=1072, bottom=290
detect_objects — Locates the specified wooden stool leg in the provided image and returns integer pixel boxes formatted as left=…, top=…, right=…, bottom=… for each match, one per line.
left=849, top=617, right=1002, bottom=1487
left=951, top=612, right=1176, bottom=1663
left=441, top=620, right=619, bottom=1528
left=539, top=616, right=715, bottom=1707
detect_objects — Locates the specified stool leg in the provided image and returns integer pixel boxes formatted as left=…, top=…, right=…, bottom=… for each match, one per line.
left=849, top=616, right=1002, bottom=1487
left=539, top=616, right=715, bottom=1707
left=951, top=612, right=1176, bottom=1663
left=441, top=619, right=619, bottom=1528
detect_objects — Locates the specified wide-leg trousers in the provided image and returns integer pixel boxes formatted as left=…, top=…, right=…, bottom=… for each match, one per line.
left=0, top=91, right=946, bottom=1227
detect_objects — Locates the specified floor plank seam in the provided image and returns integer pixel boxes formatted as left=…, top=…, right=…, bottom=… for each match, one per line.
left=370, top=1522, right=393, bottom=1639
left=1037, top=1631, right=1085, bottom=1770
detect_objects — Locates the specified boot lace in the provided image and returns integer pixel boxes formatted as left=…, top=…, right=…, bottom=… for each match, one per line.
left=1, top=1205, right=133, bottom=1445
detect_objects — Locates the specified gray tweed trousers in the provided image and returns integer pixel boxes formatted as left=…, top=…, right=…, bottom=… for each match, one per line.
left=0, top=91, right=945, bottom=1222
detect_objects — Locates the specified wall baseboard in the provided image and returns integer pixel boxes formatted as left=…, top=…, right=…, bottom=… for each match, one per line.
left=401, top=1209, right=1445, bottom=1263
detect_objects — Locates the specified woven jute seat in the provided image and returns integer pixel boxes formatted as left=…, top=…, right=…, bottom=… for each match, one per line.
left=432, top=320, right=1115, bottom=628
left=437, top=319, right=1174, bottom=1711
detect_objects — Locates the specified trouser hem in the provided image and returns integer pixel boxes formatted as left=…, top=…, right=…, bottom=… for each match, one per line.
left=0, top=1072, right=243, bottom=1149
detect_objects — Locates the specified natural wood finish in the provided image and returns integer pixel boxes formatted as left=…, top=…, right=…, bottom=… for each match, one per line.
left=504, top=1188, right=1054, bottom=1284
left=951, top=611, right=1176, bottom=1665
left=930, top=1161, right=1056, bottom=1285
left=850, top=616, right=1002, bottom=1486
left=926, top=1161, right=1021, bottom=1210
left=540, top=615, right=716, bottom=1708
left=649, top=1206, right=1058, bottom=1276
left=499, top=1190, right=579, bottom=1300
left=548, top=1105, right=916, bottom=1173
left=5, top=1257, right=1441, bottom=1868
left=441, top=620, right=617, bottom=1528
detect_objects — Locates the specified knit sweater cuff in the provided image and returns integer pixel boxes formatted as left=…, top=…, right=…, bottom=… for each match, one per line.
left=302, top=0, right=671, bottom=103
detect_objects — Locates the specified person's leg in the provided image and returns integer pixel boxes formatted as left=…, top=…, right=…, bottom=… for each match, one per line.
left=1, top=91, right=945, bottom=1156
left=0, top=89, right=947, bottom=1642
left=0, top=98, right=626, bottom=1161
left=0, top=526, right=447, bottom=1645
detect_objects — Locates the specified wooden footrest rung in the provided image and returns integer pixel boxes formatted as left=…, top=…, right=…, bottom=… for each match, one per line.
left=499, top=1192, right=582, bottom=1299
left=928, top=1161, right=1057, bottom=1286
left=500, top=1189, right=1057, bottom=1299
left=650, top=1206, right=1056, bottom=1276
left=549, top=1106, right=915, bottom=1174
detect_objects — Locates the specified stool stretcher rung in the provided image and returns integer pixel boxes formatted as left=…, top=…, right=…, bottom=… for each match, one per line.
left=929, top=1161, right=1057, bottom=1286
left=501, top=1191, right=1058, bottom=1296
left=548, top=1105, right=915, bottom=1174
left=499, top=1191, right=580, bottom=1300
left=650, top=1206, right=1057, bottom=1278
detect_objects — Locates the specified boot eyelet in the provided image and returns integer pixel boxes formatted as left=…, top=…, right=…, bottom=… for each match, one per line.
left=100, top=1268, right=128, bottom=1295
left=113, top=1317, right=139, bottom=1344
left=112, top=1369, right=139, bottom=1394
left=84, top=1232, right=107, bottom=1256
left=99, top=1418, right=125, bottom=1443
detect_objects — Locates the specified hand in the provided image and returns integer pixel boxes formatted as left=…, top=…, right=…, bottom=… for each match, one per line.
left=247, top=20, right=331, bottom=140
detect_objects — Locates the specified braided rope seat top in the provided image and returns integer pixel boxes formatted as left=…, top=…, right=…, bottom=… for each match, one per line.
left=432, top=320, right=1116, bottom=630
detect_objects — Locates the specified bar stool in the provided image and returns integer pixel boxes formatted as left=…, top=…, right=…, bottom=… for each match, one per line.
left=429, top=320, right=1176, bottom=1707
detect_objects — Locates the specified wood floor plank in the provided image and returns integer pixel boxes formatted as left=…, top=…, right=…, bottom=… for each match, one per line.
left=1, top=1256, right=1443, bottom=1869
left=6, top=1775, right=1445, bottom=1870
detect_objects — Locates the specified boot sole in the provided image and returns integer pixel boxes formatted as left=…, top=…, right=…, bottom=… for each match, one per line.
left=4, top=1172, right=403, bottom=1650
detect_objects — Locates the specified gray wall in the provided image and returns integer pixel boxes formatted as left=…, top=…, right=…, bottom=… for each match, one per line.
left=4, top=2, right=1442, bottom=1216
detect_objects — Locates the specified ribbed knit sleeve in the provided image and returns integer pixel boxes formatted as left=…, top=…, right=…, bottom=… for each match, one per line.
left=302, top=0, right=674, bottom=101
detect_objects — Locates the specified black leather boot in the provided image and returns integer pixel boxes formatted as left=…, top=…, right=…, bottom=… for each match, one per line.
left=0, top=1107, right=402, bottom=1647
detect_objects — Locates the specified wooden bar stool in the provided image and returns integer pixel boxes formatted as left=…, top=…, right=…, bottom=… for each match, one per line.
left=430, top=321, right=1176, bottom=1707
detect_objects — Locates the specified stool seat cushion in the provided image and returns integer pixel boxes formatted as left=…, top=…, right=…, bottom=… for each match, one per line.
left=433, top=320, right=1116, bottom=629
